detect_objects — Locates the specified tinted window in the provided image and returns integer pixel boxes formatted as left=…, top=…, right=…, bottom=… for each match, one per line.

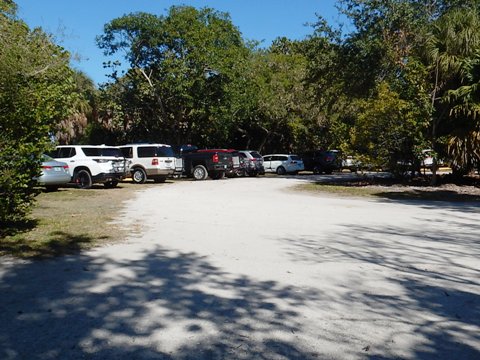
left=156, top=146, right=174, bottom=157
left=82, top=147, right=122, bottom=157
left=290, top=155, right=302, bottom=161
left=137, top=147, right=156, bottom=158
left=57, top=147, right=75, bottom=158
left=120, top=147, right=133, bottom=158
left=263, top=156, right=271, bottom=161
left=272, top=156, right=287, bottom=161
left=250, top=152, right=262, bottom=158
left=239, top=153, right=247, bottom=159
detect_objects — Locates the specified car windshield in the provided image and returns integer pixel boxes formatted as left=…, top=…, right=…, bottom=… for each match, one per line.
left=250, top=152, right=262, bottom=158
left=156, top=146, right=174, bottom=157
left=291, top=155, right=302, bottom=161
left=82, top=147, right=123, bottom=157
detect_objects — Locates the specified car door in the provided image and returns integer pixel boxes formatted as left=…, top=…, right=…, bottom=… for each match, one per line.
left=271, top=155, right=286, bottom=172
left=263, top=155, right=272, bottom=172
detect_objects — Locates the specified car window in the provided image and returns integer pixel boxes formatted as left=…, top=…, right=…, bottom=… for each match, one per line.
left=155, top=146, right=174, bottom=157
left=239, top=153, right=247, bottom=158
left=290, top=155, right=302, bottom=161
left=137, top=147, right=156, bottom=158
left=120, top=147, right=133, bottom=158
left=263, top=156, right=271, bottom=161
left=57, top=147, right=75, bottom=158
left=272, top=156, right=287, bottom=161
left=82, top=147, right=122, bottom=157
left=250, top=152, right=262, bottom=158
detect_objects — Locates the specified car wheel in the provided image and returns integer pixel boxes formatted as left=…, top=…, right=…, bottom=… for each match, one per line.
left=325, top=170, right=333, bottom=175
left=276, top=166, right=286, bottom=175
left=193, top=165, right=208, bottom=180
left=74, top=169, right=92, bottom=189
left=153, top=176, right=167, bottom=183
left=313, top=166, right=321, bottom=174
left=132, top=168, right=147, bottom=184
left=104, top=180, right=118, bottom=188
left=45, top=185, right=59, bottom=192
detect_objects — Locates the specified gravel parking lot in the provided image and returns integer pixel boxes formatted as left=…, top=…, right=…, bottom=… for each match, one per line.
left=1, top=175, right=479, bottom=359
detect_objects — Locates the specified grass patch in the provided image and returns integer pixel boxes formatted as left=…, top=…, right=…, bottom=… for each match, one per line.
left=294, top=182, right=480, bottom=202
left=295, top=183, right=381, bottom=197
left=0, top=182, right=151, bottom=258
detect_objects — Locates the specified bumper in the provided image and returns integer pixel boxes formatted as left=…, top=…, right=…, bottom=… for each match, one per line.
left=92, top=172, right=126, bottom=183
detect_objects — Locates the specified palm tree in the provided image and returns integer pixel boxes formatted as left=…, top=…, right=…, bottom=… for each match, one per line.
left=420, top=7, right=480, bottom=182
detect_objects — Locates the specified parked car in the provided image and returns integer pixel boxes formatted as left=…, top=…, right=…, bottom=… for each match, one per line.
left=50, top=145, right=128, bottom=189
left=180, top=149, right=233, bottom=180
left=119, top=144, right=176, bottom=184
left=300, top=150, right=342, bottom=174
left=238, top=150, right=265, bottom=176
left=262, top=154, right=304, bottom=175
left=35, top=154, right=71, bottom=191
left=342, top=155, right=361, bottom=172
left=196, top=149, right=241, bottom=177
left=421, top=149, right=444, bottom=169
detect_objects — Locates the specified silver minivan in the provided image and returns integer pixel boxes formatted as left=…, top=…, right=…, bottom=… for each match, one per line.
left=262, top=154, right=304, bottom=175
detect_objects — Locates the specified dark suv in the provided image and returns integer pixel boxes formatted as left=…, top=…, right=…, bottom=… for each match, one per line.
left=300, top=150, right=341, bottom=174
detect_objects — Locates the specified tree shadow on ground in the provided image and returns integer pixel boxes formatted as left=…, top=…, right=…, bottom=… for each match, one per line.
left=0, top=231, right=96, bottom=258
left=278, top=217, right=480, bottom=359
left=0, top=245, right=322, bottom=359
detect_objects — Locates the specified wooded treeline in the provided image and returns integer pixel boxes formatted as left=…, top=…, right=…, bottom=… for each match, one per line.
left=2, top=0, right=480, bottom=223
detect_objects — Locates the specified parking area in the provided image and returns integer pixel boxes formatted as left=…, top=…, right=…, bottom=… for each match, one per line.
left=1, top=176, right=479, bottom=359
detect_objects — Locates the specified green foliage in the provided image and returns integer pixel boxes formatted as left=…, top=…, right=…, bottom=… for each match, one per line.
left=352, top=82, right=426, bottom=172
left=96, top=6, right=250, bottom=146
left=0, top=2, right=77, bottom=226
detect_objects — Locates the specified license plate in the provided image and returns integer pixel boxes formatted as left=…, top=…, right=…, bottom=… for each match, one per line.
left=54, top=167, right=61, bottom=171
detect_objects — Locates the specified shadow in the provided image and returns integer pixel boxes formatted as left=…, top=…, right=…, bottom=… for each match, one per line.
left=278, top=220, right=480, bottom=359
left=374, top=189, right=480, bottom=203
left=0, top=245, right=322, bottom=359
left=0, top=219, right=38, bottom=239
left=0, top=231, right=95, bottom=258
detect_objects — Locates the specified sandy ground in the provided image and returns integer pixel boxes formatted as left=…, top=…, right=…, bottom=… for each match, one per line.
left=1, top=175, right=479, bottom=359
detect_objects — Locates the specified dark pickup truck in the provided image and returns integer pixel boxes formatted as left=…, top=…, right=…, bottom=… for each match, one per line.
left=174, top=145, right=233, bottom=180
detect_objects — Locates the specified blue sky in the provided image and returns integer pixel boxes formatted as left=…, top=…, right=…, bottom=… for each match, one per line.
left=14, top=0, right=344, bottom=85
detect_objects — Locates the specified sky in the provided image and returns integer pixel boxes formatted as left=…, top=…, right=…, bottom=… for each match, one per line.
left=14, top=0, right=345, bottom=85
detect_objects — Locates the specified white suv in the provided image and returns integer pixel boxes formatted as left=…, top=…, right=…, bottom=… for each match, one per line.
left=51, top=145, right=128, bottom=189
left=119, top=144, right=176, bottom=184
left=262, top=154, right=305, bottom=175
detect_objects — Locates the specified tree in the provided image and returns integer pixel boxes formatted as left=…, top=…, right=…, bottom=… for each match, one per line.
left=419, top=5, right=480, bottom=178
left=96, top=6, right=250, bottom=146
left=0, top=0, right=77, bottom=226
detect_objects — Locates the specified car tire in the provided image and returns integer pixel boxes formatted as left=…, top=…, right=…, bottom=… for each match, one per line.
left=132, top=168, right=147, bottom=184
left=313, top=166, right=321, bottom=174
left=74, top=169, right=92, bottom=189
left=276, top=166, right=286, bottom=175
left=45, top=185, right=59, bottom=192
left=104, top=180, right=118, bottom=188
left=193, top=165, right=208, bottom=180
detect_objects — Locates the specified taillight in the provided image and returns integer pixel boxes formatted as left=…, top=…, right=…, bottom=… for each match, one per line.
left=251, top=158, right=257, bottom=162
left=290, top=161, right=297, bottom=164
left=212, top=153, right=219, bottom=163
left=152, top=158, right=159, bottom=165
left=63, top=165, right=69, bottom=170
left=42, top=165, right=52, bottom=170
